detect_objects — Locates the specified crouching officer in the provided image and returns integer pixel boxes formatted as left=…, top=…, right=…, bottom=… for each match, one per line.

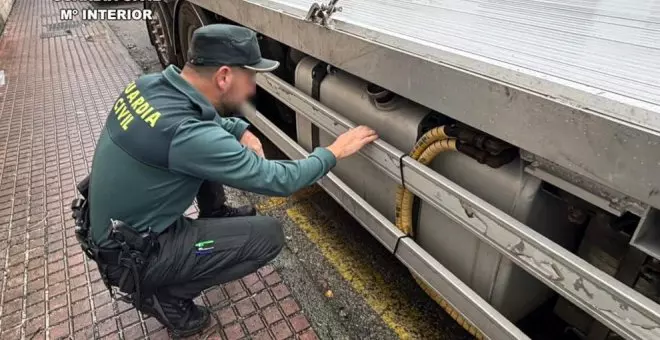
left=75, top=24, right=378, bottom=337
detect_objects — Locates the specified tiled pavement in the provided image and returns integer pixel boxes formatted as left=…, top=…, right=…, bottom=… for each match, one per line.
left=0, top=0, right=319, bottom=339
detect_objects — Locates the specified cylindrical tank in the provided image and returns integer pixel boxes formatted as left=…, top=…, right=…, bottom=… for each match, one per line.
left=294, top=57, right=579, bottom=321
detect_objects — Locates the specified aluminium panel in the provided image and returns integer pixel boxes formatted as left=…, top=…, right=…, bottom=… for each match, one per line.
left=191, top=0, right=660, bottom=211
left=277, top=0, right=660, bottom=113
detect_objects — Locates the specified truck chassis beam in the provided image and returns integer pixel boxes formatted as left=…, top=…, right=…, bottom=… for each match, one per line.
left=252, top=72, right=660, bottom=340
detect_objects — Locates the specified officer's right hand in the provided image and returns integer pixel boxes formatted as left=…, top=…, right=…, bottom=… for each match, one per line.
left=326, top=126, right=378, bottom=160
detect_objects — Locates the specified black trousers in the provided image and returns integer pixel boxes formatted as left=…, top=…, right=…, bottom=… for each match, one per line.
left=105, top=181, right=284, bottom=300
left=196, top=180, right=228, bottom=217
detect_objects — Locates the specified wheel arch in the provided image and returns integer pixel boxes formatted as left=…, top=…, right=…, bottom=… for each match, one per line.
left=172, top=0, right=214, bottom=63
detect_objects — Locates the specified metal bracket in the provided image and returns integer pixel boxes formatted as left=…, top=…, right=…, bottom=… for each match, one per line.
left=305, top=0, right=342, bottom=27
left=310, top=62, right=328, bottom=149
left=630, top=207, right=660, bottom=262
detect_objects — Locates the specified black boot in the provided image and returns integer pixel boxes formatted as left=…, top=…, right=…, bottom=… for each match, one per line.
left=196, top=182, right=256, bottom=218
left=135, top=295, right=210, bottom=337
left=198, top=204, right=257, bottom=218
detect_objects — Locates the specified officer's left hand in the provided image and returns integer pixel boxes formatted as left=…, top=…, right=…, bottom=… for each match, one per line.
left=240, top=130, right=265, bottom=158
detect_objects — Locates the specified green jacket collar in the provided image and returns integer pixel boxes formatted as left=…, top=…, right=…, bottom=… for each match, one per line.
left=162, top=65, right=217, bottom=120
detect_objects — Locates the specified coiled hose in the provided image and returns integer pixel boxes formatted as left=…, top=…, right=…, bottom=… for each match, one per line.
left=394, top=126, right=486, bottom=339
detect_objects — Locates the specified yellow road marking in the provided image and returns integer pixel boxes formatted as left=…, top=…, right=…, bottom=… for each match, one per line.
left=256, top=197, right=289, bottom=212
left=256, top=186, right=322, bottom=213
left=285, top=202, right=448, bottom=340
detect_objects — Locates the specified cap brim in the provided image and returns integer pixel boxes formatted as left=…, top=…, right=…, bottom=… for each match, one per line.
left=243, top=58, right=280, bottom=72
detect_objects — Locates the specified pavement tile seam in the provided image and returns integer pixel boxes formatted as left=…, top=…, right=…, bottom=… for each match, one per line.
left=201, top=273, right=320, bottom=340
left=0, top=0, right=140, bottom=338
left=0, top=1, right=322, bottom=339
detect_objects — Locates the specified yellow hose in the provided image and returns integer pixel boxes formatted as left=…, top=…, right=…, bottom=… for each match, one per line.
left=398, top=139, right=456, bottom=236
left=409, top=125, right=450, bottom=160
left=394, top=129, right=486, bottom=340
left=395, top=126, right=450, bottom=233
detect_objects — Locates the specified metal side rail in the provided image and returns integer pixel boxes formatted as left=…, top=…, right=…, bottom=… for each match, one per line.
left=253, top=72, right=660, bottom=340
left=239, top=103, right=529, bottom=340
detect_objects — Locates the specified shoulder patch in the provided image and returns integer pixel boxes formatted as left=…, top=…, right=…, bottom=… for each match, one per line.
left=106, top=76, right=197, bottom=169
left=111, top=80, right=163, bottom=130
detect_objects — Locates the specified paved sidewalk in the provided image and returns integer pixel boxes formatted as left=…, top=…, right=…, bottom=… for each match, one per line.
left=0, top=0, right=319, bottom=339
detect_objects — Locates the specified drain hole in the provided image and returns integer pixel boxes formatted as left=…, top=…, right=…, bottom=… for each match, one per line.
left=44, top=21, right=82, bottom=31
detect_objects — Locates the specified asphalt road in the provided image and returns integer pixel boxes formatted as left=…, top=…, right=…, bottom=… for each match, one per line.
left=101, top=4, right=472, bottom=340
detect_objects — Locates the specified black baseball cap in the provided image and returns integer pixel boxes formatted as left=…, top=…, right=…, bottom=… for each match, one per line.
left=187, top=24, right=279, bottom=72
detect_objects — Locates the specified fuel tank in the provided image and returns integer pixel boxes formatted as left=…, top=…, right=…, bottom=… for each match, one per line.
left=294, top=57, right=579, bottom=321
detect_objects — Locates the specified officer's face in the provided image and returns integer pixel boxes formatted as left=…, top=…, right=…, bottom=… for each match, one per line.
left=216, top=67, right=257, bottom=112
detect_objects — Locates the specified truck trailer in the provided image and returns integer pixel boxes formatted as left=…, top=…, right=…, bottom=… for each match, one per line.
left=143, top=1, right=660, bottom=339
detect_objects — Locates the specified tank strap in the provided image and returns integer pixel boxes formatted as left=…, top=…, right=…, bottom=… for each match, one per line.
left=310, top=62, right=329, bottom=149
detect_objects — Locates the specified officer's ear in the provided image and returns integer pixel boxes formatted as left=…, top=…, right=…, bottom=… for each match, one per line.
left=214, top=66, right=234, bottom=93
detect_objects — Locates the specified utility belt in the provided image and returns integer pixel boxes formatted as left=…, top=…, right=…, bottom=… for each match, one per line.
left=70, top=174, right=158, bottom=309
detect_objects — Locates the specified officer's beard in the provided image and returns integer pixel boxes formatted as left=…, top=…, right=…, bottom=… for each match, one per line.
left=214, top=86, right=245, bottom=117
left=215, top=101, right=242, bottom=117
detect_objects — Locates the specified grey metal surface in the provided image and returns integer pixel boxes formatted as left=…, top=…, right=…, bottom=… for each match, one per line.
left=294, top=56, right=579, bottom=321
left=404, top=142, right=660, bottom=340
left=294, top=57, right=429, bottom=223
left=254, top=71, right=660, bottom=340
left=275, top=0, right=660, bottom=123
left=588, top=246, right=650, bottom=340
left=318, top=130, right=401, bottom=222
left=418, top=152, right=580, bottom=321
left=522, top=151, right=647, bottom=217
left=631, top=207, right=660, bottom=261
left=395, top=238, right=530, bottom=340
left=557, top=213, right=634, bottom=335
left=239, top=104, right=529, bottom=340
left=295, top=57, right=431, bottom=152
left=192, top=0, right=660, bottom=213
left=525, top=166, right=625, bottom=216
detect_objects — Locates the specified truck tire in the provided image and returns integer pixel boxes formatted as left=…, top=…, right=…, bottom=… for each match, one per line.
left=177, top=2, right=212, bottom=65
left=145, top=2, right=177, bottom=68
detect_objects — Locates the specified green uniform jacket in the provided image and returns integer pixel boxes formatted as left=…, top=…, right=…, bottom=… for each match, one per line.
left=89, top=65, right=336, bottom=247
